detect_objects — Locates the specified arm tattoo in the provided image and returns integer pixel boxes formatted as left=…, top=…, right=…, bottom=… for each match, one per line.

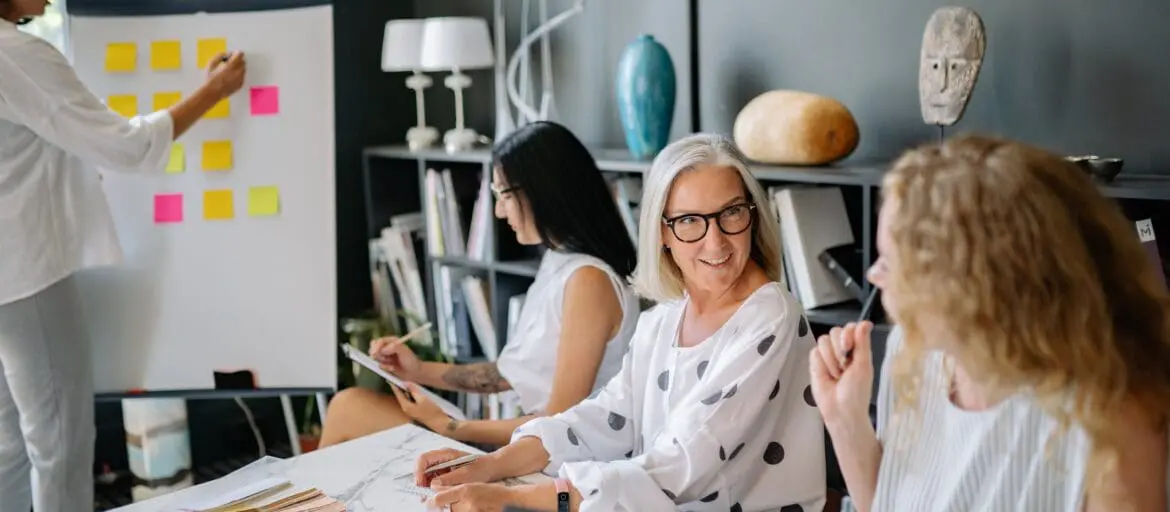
left=441, top=362, right=511, bottom=393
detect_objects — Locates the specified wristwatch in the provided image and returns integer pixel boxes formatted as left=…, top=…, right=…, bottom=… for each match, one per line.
left=555, top=478, right=570, bottom=512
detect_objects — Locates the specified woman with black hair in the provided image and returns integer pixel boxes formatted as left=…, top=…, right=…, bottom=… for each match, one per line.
left=320, top=121, right=640, bottom=448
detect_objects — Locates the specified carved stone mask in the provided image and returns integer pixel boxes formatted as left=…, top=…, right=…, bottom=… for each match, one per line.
left=919, top=7, right=986, bottom=126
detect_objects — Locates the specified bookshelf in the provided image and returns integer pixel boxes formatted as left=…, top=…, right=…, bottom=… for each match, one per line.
left=362, top=143, right=1170, bottom=345
left=363, top=145, right=892, bottom=339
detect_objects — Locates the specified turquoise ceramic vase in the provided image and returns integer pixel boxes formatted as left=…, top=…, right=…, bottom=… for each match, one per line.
left=615, top=34, right=676, bottom=160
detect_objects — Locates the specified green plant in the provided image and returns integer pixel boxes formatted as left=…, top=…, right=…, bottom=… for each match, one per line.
left=301, top=395, right=321, bottom=437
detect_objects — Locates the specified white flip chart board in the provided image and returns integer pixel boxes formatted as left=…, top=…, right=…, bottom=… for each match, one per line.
left=67, top=1, right=337, bottom=393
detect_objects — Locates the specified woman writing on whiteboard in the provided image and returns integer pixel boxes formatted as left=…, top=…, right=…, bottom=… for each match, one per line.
left=319, top=121, right=640, bottom=448
left=0, top=2, right=246, bottom=509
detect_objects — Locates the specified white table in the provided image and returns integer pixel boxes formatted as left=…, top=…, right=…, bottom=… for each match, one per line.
left=111, top=424, right=548, bottom=511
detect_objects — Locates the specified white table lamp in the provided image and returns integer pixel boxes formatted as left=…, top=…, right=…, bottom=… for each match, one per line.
left=383, top=19, right=438, bottom=151
left=420, top=17, right=495, bottom=153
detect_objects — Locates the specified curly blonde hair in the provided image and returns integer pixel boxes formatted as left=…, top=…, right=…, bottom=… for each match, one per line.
left=882, top=134, right=1170, bottom=494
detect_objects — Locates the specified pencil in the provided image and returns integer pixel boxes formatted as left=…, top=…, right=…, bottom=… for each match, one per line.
left=384, top=322, right=432, bottom=351
left=843, top=288, right=881, bottom=361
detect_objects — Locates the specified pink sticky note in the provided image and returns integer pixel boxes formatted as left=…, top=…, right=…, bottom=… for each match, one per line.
left=154, top=193, right=183, bottom=223
left=250, top=86, right=279, bottom=116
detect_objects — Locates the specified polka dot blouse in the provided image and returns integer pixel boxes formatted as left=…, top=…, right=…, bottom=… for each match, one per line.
left=512, top=282, right=826, bottom=511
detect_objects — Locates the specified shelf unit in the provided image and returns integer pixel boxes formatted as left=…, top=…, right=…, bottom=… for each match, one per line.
left=362, top=143, right=1170, bottom=346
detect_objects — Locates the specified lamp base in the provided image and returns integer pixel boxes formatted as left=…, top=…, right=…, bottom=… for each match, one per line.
left=407, top=126, right=439, bottom=151
left=443, top=127, right=480, bottom=153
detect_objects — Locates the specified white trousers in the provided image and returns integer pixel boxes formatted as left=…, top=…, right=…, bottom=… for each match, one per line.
left=0, top=276, right=94, bottom=512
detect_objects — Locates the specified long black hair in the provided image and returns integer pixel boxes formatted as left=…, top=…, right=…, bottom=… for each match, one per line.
left=493, top=121, right=637, bottom=279
left=0, top=0, right=35, bottom=25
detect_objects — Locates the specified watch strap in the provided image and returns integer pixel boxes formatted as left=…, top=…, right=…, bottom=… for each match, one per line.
left=555, top=478, right=570, bottom=512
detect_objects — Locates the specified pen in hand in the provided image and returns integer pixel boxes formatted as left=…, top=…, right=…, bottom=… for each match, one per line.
left=370, top=322, right=433, bottom=363
left=843, top=288, right=881, bottom=361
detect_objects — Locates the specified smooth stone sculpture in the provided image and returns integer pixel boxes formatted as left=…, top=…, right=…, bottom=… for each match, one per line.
left=733, top=90, right=859, bottom=166
left=920, top=7, right=986, bottom=126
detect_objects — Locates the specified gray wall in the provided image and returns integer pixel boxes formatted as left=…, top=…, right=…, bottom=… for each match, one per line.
left=335, top=1, right=417, bottom=316
left=414, top=0, right=692, bottom=148
left=415, top=0, right=1170, bottom=173
left=700, top=0, right=1170, bottom=171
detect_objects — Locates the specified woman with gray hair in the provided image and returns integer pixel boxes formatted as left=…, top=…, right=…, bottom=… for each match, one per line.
left=413, top=134, right=826, bottom=512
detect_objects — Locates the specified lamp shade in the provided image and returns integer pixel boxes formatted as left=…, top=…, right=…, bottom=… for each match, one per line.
left=382, top=19, right=425, bottom=71
left=419, top=17, right=494, bottom=71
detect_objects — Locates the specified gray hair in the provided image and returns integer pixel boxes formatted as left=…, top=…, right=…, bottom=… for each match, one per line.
left=629, top=133, right=784, bottom=303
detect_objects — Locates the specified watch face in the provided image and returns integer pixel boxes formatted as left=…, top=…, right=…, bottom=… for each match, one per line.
left=558, top=493, right=569, bottom=502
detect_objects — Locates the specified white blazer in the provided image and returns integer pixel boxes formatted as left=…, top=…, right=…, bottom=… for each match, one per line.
left=0, top=19, right=173, bottom=305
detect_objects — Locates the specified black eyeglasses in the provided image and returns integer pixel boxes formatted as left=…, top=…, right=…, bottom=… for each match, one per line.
left=662, top=202, right=756, bottom=243
left=491, top=184, right=519, bottom=202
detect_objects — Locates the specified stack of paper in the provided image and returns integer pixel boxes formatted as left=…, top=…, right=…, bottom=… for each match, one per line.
left=182, top=477, right=345, bottom=512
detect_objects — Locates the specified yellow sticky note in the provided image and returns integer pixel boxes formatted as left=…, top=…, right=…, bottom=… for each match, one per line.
left=150, top=40, right=181, bottom=70
left=202, top=140, right=232, bottom=171
left=107, top=94, right=137, bottom=118
left=166, top=144, right=185, bottom=173
left=203, top=189, right=234, bottom=220
left=196, top=38, right=227, bottom=69
left=204, top=98, right=230, bottom=119
left=105, top=42, right=136, bottom=72
left=153, top=91, right=182, bottom=111
left=248, top=186, right=280, bottom=216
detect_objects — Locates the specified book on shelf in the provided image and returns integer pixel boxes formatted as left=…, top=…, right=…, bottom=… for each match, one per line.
left=466, top=170, right=493, bottom=261
left=448, top=275, right=475, bottom=359
left=767, top=185, right=799, bottom=295
left=424, top=169, right=446, bottom=257
left=424, top=167, right=493, bottom=261
left=370, top=216, right=431, bottom=345
left=440, top=170, right=466, bottom=257
left=462, top=276, right=498, bottom=360
left=768, top=185, right=859, bottom=311
left=434, top=265, right=457, bottom=356
left=369, top=239, right=399, bottom=333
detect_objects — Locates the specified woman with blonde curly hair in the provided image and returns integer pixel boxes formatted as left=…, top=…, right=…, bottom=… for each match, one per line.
left=812, top=134, right=1170, bottom=511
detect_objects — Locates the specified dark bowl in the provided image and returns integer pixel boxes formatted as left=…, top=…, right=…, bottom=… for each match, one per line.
left=1066, top=155, right=1098, bottom=174
left=1086, top=157, right=1123, bottom=182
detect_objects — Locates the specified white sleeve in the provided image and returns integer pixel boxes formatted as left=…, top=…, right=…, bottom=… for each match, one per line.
left=0, top=36, right=174, bottom=173
left=512, top=345, right=639, bottom=469
left=515, top=297, right=815, bottom=511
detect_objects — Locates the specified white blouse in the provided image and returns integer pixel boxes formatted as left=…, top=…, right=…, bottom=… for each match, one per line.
left=512, top=282, right=826, bottom=512
left=0, top=20, right=173, bottom=305
left=867, top=327, right=1170, bottom=511
left=496, top=249, right=640, bottom=415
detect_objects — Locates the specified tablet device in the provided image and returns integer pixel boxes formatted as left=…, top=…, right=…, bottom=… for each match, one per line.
left=340, top=344, right=467, bottom=420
